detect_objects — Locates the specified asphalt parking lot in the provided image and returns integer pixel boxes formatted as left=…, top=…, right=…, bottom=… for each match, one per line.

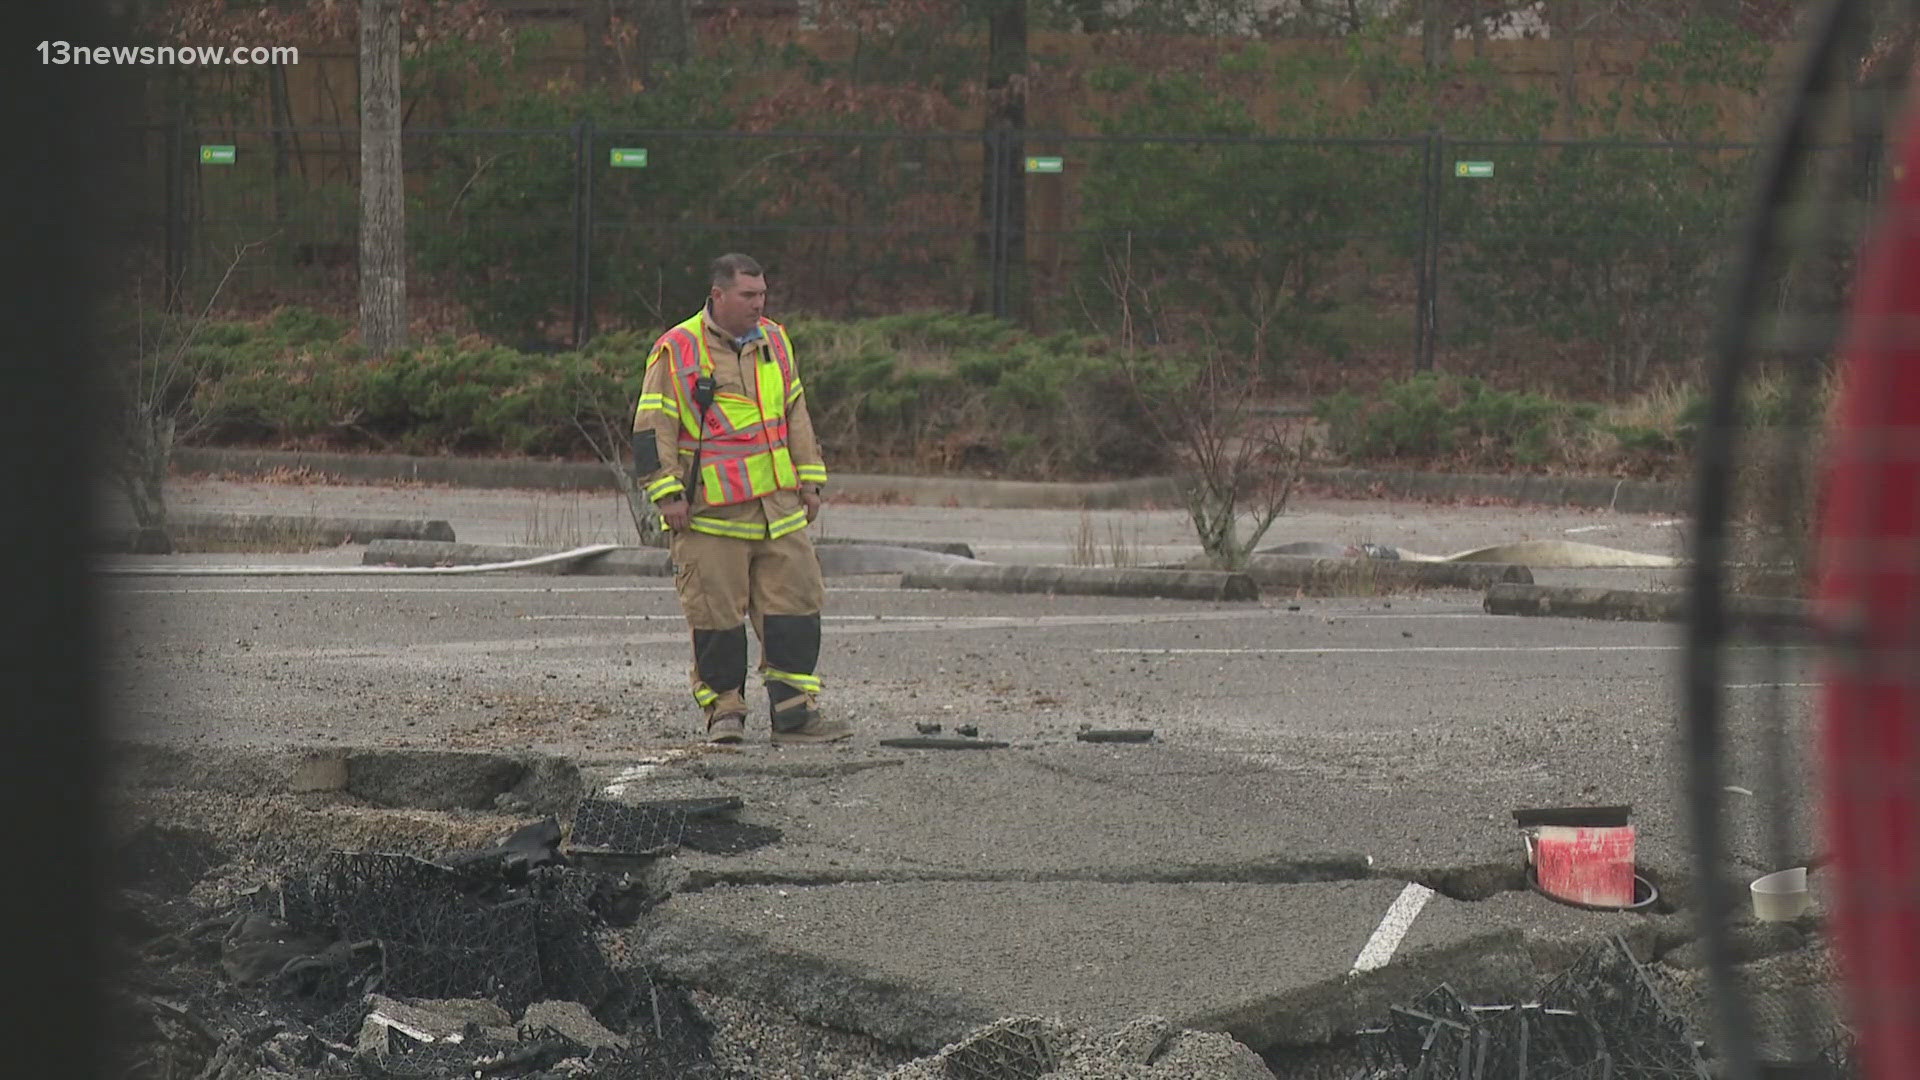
left=100, top=475, right=1821, bottom=1059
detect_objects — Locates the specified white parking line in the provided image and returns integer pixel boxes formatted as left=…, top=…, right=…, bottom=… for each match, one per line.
left=1351, top=883, right=1435, bottom=974
left=1099, top=645, right=1678, bottom=656
left=109, top=585, right=911, bottom=596
left=522, top=614, right=1003, bottom=622
left=512, top=610, right=1490, bottom=621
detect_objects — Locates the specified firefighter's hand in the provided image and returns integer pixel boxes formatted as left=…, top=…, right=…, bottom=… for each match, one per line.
left=660, top=496, right=690, bottom=532
left=802, top=487, right=822, bottom=524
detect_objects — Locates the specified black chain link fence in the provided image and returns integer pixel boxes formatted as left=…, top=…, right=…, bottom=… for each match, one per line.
left=116, top=122, right=1778, bottom=392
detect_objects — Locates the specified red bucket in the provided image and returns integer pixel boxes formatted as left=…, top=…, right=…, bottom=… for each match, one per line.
left=1531, top=824, right=1637, bottom=909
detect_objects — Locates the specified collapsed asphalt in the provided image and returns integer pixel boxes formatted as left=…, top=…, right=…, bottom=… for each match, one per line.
left=100, top=473, right=1819, bottom=1068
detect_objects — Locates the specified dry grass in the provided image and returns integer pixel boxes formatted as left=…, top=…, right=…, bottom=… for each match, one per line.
left=519, top=496, right=589, bottom=550
left=1599, top=372, right=1702, bottom=433
left=1067, top=511, right=1142, bottom=568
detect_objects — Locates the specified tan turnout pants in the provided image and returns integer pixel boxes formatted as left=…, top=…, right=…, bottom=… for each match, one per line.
left=669, top=527, right=824, bottom=721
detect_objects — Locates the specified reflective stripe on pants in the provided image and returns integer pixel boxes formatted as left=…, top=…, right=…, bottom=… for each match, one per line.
left=669, top=525, right=824, bottom=711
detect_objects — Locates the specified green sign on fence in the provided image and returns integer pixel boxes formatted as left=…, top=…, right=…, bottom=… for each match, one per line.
left=200, top=145, right=235, bottom=165
left=1455, top=160, right=1494, bottom=178
left=1025, top=156, right=1063, bottom=174
left=610, top=148, right=648, bottom=168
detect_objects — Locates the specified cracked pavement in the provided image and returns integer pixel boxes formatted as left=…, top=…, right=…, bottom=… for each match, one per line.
left=102, top=476, right=1816, bottom=1056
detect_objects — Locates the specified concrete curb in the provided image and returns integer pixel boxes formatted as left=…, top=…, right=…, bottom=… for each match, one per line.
left=1304, top=467, right=1687, bottom=514
left=816, top=546, right=982, bottom=575
left=817, top=537, right=976, bottom=559
left=1484, top=583, right=1812, bottom=628
left=899, top=564, right=1259, bottom=602
left=173, top=446, right=1685, bottom=513
left=838, top=474, right=1181, bottom=509
left=96, top=511, right=455, bottom=553
left=173, top=447, right=1182, bottom=509
left=362, top=538, right=981, bottom=578
left=1246, top=554, right=1533, bottom=595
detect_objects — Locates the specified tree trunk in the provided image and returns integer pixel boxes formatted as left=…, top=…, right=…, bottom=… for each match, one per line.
left=267, top=63, right=293, bottom=270
left=1555, top=0, right=1582, bottom=130
left=1421, top=0, right=1447, bottom=73
left=122, top=412, right=175, bottom=533
left=358, top=0, right=407, bottom=357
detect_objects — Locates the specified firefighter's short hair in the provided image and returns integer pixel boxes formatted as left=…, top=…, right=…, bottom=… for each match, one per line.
left=711, top=253, right=764, bottom=289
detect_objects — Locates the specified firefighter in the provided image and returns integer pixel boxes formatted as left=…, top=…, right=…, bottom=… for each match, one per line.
left=631, top=254, right=850, bottom=745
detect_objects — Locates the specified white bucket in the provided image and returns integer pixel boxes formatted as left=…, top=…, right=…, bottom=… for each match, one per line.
left=1750, top=867, right=1810, bottom=921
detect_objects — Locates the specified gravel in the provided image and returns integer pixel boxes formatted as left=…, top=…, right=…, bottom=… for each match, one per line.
left=880, top=1014, right=1276, bottom=1080
left=694, top=988, right=911, bottom=1078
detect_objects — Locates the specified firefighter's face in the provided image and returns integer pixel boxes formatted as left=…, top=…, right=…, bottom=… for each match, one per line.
left=711, top=273, right=766, bottom=335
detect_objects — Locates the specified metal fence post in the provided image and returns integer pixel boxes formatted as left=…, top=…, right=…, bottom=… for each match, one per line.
left=571, top=121, right=594, bottom=347
left=998, top=123, right=1027, bottom=326
left=986, top=126, right=1009, bottom=320
left=1415, top=131, right=1434, bottom=371
left=1419, top=129, right=1444, bottom=372
left=163, top=118, right=182, bottom=312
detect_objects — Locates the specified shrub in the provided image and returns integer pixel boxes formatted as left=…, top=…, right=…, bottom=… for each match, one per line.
left=1316, top=373, right=1606, bottom=472
left=168, top=308, right=1174, bottom=479
left=794, top=312, right=1167, bottom=478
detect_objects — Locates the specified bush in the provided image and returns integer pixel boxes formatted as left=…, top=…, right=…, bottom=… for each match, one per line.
left=170, top=307, right=1173, bottom=479
left=794, top=312, right=1168, bottom=478
left=1315, top=373, right=1606, bottom=472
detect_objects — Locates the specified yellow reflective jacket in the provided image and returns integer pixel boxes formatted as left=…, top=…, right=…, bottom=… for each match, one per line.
left=632, top=308, right=828, bottom=540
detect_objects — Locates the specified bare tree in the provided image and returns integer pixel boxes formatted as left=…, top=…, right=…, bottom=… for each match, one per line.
left=358, top=0, right=407, bottom=356
left=564, top=360, right=666, bottom=548
left=114, top=242, right=266, bottom=549
left=579, top=420, right=666, bottom=549
left=1094, top=239, right=1311, bottom=571
left=1153, top=347, right=1311, bottom=570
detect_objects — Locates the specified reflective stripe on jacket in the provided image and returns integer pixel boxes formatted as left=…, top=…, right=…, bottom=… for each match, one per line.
left=633, top=309, right=826, bottom=540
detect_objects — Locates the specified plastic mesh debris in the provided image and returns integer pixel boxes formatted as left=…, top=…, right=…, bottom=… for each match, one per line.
left=1539, top=936, right=1710, bottom=1079
left=943, top=1017, right=1062, bottom=1080
left=238, top=850, right=721, bottom=1075
left=616, top=976, right=723, bottom=1078
left=572, top=794, right=783, bottom=856
left=1345, top=936, right=1732, bottom=1079
left=323, top=852, right=546, bottom=1012
left=572, top=796, right=689, bottom=855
